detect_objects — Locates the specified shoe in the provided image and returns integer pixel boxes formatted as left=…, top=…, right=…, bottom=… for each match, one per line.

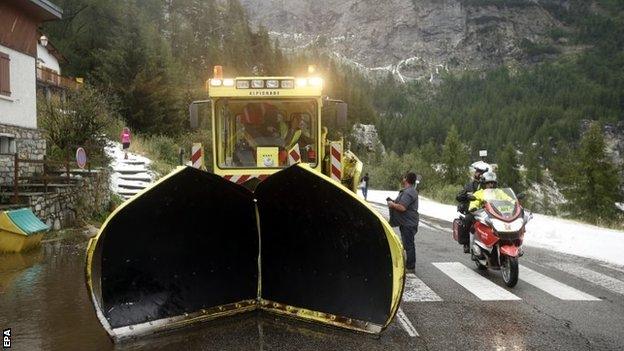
left=406, top=268, right=416, bottom=274
left=463, top=244, right=470, bottom=253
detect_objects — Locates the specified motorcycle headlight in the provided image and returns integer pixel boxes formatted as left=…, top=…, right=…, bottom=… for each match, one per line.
left=491, top=218, right=524, bottom=232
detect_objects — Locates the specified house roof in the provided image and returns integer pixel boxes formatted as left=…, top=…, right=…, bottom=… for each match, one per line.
left=6, top=0, right=63, bottom=21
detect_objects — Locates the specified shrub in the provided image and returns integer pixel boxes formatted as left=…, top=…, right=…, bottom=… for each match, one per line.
left=38, top=85, right=119, bottom=166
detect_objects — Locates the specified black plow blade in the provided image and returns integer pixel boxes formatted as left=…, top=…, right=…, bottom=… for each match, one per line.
left=86, top=165, right=404, bottom=341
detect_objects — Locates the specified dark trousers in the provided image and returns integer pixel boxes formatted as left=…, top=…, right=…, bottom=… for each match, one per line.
left=362, top=187, right=368, bottom=200
left=399, top=225, right=418, bottom=269
left=459, top=212, right=474, bottom=244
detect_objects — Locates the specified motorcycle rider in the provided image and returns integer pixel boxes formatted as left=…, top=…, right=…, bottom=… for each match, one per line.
left=468, top=171, right=501, bottom=211
left=470, top=171, right=516, bottom=211
left=460, top=171, right=499, bottom=254
left=456, top=161, right=489, bottom=253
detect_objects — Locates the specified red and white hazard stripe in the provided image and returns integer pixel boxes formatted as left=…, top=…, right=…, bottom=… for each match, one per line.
left=288, top=144, right=301, bottom=165
left=330, top=142, right=342, bottom=181
left=191, top=144, right=203, bottom=169
left=223, top=174, right=270, bottom=184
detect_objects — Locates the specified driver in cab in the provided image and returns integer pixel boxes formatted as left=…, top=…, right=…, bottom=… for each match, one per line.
left=284, top=114, right=313, bottom=151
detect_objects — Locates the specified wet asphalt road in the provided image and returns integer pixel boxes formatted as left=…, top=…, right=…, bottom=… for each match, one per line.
left=1, top=205, right=624, bottom=350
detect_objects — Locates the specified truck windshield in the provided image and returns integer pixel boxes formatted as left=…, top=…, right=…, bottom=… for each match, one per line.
left=215, top=99, right=318, bottom=169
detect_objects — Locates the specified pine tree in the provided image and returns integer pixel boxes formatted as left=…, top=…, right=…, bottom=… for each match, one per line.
left=441, top=125, right=469, bottom=185
left=524, top=143, right=543, bottom=184
left=568, top=123, right=622, bottom=223
left=497, top=143, right=523, bottom=192
left=94, top=3, right=185, bottom=135
left=420, top=139, right=439, bottom=165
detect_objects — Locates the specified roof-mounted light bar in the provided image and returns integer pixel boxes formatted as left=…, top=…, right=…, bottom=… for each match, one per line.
left=232, top=79, right=297, bottom=89
left=207, top=66, right=322, bottom=90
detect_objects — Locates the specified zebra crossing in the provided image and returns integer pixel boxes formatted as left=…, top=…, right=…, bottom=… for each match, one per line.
left=400, top=261, right=624, bottom=304
left=433, top=262, right=522, bottom=300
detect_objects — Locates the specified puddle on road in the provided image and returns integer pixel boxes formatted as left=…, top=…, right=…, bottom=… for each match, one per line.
left=0, top=230, right=418, bottom=351
left=0, top=232, right=111, bottom=350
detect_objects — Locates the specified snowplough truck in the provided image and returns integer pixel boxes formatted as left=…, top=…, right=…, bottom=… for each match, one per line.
left=85, top=66, right=405, bottom=341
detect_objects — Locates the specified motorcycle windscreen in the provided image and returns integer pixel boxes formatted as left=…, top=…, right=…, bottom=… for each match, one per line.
left=255, top=165, right=404, bottom=333
left=86, top=167, right=259, bottom=339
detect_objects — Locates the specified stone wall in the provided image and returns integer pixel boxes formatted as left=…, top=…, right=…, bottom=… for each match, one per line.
left=0, top=124, right=46, bottom=184
left=28, top=169, right=110, bottom=230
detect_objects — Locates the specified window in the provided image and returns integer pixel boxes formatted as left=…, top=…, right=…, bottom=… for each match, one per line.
left=0, top=52, right=10, bottom=97
left=215, top=99, right=318, bottom=169
left=0, top=135, right=16, bottom=154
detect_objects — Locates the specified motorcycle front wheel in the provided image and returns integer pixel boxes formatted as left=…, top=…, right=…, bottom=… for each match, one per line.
left=501, top=256, right=519, bottom=287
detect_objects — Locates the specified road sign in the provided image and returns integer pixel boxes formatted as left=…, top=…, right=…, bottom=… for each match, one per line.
left=76, top=147, right=87, bottom=169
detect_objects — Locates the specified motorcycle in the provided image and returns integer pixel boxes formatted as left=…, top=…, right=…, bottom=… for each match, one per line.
left=452, top=188, right=531, bottom=287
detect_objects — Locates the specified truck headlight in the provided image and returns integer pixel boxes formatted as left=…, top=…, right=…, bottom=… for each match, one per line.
left=280, top=80, right=294, bottom=89
left=251, top=79, right=264, bottom=88
left=236, top=80, right=250, bottom=89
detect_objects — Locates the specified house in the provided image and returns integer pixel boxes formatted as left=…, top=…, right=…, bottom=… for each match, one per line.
left=36, top=33, right=82, bottom=102
left=0, top=0, right=63, bottom=184
left=0, top=1, right=109, bottom=230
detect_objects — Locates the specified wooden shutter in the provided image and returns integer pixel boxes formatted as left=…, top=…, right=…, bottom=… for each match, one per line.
left=0, top=52, right=10, bottom=97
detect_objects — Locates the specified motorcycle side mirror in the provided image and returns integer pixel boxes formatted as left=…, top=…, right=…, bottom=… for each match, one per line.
left=517, top=192, right=526, bottom=200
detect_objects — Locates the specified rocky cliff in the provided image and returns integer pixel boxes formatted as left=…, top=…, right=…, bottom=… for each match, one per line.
left=240, top=0, right=568, bottom=80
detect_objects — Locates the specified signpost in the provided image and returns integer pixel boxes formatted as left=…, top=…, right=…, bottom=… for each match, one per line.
left=76, top=147, right=87, bottom=169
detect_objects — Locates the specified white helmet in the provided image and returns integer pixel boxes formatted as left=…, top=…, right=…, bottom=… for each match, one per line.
left=471, top=161, right=490, bottom=173
left=482, top=171, right=497, bottom=185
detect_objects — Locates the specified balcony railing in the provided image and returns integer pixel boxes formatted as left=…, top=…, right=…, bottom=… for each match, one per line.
left=36, top=66, right=82, bottom=90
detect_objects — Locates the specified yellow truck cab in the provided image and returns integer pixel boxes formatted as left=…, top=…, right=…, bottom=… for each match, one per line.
left=199, top=66, right=362, bottom=191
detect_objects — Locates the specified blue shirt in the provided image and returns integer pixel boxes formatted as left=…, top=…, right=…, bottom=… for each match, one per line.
left=391, top=186, right=419, bottom=227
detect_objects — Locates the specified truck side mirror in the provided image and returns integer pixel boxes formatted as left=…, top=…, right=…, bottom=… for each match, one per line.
left=189, top=103, right=199, bottom=130
left=336, top=102, right=347, bottom=129
left=189, top=100, right=211, bottom=130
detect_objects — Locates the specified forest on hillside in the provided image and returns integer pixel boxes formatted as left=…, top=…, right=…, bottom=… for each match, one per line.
left=375, top=0, right=624, bottom=157
left=368, top=0, right=624, bottom=225
left=41, top=0, right=623, bottom=225
left=43, top=0, right=378, bottom=136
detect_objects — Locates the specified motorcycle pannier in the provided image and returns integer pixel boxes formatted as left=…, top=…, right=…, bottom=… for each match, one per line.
left=452, top=218, right=462, bottom=242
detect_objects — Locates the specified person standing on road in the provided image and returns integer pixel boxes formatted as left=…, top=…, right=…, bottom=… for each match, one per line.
left=120, top=127, right=131, bottom=160
left=387, top=172, right=419, bottom=274
left=361, top=173, right=370, bottom=200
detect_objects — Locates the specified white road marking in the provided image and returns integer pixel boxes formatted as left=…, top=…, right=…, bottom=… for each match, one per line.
left=519, top=265, right=600, bottom=301
left=396, top=307, right=419, bottom=337
left=432, top=262, right=521, bottom=301
left=403, top=273, right=443, bottom=302
left=551, top=262, right=624, bottom=296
